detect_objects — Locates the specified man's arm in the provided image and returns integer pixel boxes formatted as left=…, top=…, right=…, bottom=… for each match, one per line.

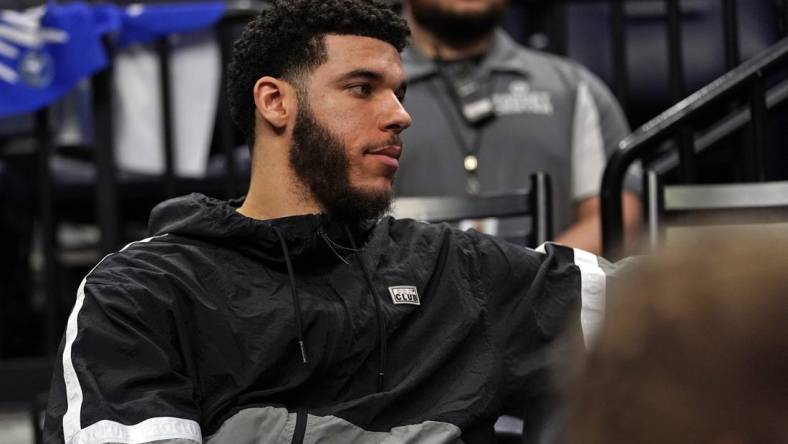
left=555, top=191, right=642, bottom=255
left=479, top=238, right=617, bottom=413
left=44, top=273, right=202, bottom=444
left=564, top=65, right=641, bottom=255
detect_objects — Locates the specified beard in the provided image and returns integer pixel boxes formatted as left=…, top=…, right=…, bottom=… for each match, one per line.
left=289, top=97, right=393, bottom=222
left=409, top=0, right=507, bottom=46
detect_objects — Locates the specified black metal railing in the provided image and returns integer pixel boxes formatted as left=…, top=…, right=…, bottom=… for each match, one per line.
left=514, top=0, right=786, bottom=123
left=508, top=1, right=787, bottom=257
left=644, top=78, right=788, bottom=176
left=601, top=36, right=788, bottom=256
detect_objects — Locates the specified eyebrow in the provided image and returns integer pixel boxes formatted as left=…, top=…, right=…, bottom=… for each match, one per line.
left=337, top=68, right=385, bottom=82
left=336, top=68, right=408, bottom=93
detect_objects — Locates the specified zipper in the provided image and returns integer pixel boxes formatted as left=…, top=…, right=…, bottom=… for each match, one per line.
left=290, top=408, right=308, bottom=444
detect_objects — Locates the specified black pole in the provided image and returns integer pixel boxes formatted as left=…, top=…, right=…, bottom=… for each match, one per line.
left=781, top=0, right=788, bottom=38
left=217, top=23, right=239, bottom=198
left=721, top=0, right=740, bottom=70
left=666, top=0, right=696, bottom=182
left=610, top=0, right=629, bottom=112
left=666, top=0, right=686, bottom=103
left=601, top=167, right=624, bottom=257
left=550, top=1, right=568, bottom=56
left=721, top=0, right=743, bottom=181
left=157, top=38, right=177, bottom=198
left=601, top=140, right=652, bottom=258
left=529, top=171, right=553, bottom=246
left=677, top=126, right=696, bottom=182
left=92, top=61, right=120, bottom=255
left=748, top=71, right=768, bottom=181
left=34, top=109, right=59, bottom=355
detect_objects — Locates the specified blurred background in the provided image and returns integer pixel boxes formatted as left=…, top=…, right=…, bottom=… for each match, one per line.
left=0, top=0, right=786, bottom=442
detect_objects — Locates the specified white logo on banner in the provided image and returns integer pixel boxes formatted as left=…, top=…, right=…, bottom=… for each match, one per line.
left=0, top=7, right=68, bottom=86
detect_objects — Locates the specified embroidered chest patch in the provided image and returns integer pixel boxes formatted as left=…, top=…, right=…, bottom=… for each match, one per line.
left=388, top=286, right=420, bottom=305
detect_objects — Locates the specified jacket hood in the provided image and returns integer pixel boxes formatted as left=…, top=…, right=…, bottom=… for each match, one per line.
left=148, top=193, right=375, bottom=263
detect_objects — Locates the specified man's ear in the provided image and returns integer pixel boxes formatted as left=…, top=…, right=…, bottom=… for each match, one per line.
left=253, top=76, right=294, bottom=129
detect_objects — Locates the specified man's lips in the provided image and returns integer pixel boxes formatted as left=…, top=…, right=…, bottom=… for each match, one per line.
left=366, top=145, right=402, bottom=169
left=366, top=145, right=402, bottom=159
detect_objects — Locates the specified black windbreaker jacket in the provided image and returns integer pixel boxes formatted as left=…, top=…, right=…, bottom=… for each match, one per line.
left=44, top=193, right=613, bottom=444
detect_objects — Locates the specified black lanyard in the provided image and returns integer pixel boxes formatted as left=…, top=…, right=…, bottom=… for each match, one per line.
left=427, top=62, right=496, bottom=194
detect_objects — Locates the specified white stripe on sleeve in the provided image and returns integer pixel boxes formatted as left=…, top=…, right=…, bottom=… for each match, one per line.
left=572, top=248, right=606, bottom=347
left=69, top=417, right=201, bottom=444
left=61, top=235, right=195, bottom=444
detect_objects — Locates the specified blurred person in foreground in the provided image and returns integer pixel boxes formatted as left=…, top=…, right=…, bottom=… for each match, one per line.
left=44, top=1, right=619, bottom=443
left=563, top=232, right=788, bottom=444
left=396, top=0, right=642, bottom=254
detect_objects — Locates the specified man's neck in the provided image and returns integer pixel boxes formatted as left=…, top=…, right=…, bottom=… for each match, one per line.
left=406, top=12, right=494, bottom=61
left=237, top=147, right=323, bottom=221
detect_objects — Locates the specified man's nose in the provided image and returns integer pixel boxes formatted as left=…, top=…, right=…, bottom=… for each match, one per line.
left=382, top=94, right=412, bottom=133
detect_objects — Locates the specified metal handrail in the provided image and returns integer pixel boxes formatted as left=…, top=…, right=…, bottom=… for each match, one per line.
left=391, top=172, right=553, bottom=247
left=601, top=36, right=788, bottom=256
left=647, top=76, right=788, bottom=176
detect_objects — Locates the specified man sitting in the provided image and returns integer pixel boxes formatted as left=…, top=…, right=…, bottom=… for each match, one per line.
left=44, top=1, right=614, bottom=442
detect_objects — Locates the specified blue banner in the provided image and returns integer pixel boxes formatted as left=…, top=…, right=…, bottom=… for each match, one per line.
left=0, top=1, right=225, bottom=118
left=108, top=2, right=226, bottom=48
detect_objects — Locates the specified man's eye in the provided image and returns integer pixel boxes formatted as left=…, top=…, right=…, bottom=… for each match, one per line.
left=349, top=84, right=372, bottom=96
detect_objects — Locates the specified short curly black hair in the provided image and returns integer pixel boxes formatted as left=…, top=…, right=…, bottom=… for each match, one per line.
left=227, top=0, right=410, bottom=148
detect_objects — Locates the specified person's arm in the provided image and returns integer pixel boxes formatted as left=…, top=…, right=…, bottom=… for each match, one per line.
left=564, top=65, right=641, bottom=255
left=555, top=191, right=642, bottom=255
left=44, top=273, right=202, bottom=444
left=476, top=237, right=617, bottom=415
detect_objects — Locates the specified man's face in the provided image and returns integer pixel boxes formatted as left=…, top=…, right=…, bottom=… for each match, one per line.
left=408, top=0, right=508, bottom=44
left=289, top=34, right=411, bottom=220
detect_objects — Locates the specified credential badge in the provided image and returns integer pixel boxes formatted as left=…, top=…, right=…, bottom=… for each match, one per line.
left=388, top=286, right=420, bottom=306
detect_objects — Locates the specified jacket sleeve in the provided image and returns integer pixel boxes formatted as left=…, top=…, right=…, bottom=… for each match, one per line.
left=44, top=268, right=202, bottom=444
left=478, top=239, right=616, bottom=408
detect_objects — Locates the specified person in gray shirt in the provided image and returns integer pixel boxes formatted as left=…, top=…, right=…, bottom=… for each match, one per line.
left=395, top=0, right=641, bottom=254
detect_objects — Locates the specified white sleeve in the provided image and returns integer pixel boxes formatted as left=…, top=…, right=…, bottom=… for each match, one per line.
left=570, top=81, right=607, bottom=201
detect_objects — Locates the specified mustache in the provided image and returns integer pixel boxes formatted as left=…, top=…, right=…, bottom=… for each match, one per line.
left=365, top=135, right=403, bottom=152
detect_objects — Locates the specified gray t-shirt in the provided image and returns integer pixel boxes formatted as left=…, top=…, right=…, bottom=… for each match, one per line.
left=395, top=29, right=638, bottom=235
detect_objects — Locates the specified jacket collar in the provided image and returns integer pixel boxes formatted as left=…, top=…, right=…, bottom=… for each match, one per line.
left=149, top=193, right=376, bottom=263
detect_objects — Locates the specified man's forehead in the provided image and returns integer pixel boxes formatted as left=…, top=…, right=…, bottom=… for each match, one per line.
left=320, top=34, right=405, bottom=81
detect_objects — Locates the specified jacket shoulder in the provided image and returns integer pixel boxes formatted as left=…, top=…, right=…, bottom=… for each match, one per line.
left=85, top=234, right=211, bottom=303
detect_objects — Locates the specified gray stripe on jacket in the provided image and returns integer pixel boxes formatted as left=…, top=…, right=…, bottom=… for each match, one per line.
left=206, top=406, right=464, bottom=444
